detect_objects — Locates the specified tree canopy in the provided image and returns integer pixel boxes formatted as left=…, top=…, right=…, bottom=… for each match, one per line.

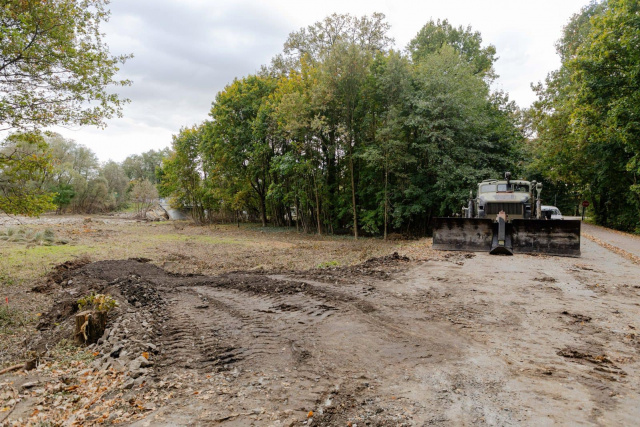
left=0, top=0, right=131, bottom=132
left=528, top=0, right=640, bottom=232
left=0, top=0, right=130, bottom=216
left=161, top=13, right=524, bottom=236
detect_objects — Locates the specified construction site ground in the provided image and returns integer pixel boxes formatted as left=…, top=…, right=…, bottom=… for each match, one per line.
left=1, top=215, right=639, bottom=426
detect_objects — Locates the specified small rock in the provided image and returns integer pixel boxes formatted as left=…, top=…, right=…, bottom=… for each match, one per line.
left=134, top=355, right=153, bottom=368
left=128, top=358, right=142, bottom=372
left=20, top=381, right=40, bottom=390
left=122, top=379, right=135, bottom=390
left=129, top=368, right=147, bottom=379
left=110, top=345, right=123, bottom=358
left=110, top=360, right=126, bottom=372
left=134, top=376, right=147, bottom=386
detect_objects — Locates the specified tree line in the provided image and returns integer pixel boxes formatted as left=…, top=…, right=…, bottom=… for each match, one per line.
left=0, top=132, right=168, bottom=215
left=4, top=1, right=636, bottom=234
left=527, top=0, right=640, bottom=232
left=1, top=0, right=131, bottom=216
left=160, top=14, right=524, bottom=236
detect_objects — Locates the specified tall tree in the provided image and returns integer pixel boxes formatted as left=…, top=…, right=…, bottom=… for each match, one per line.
left=360, top=51, right=413, bottom=238
left=529, top=0, right=640, bottom=231
left=160, top=126, right=211, bottom=224
left=0, top=133, right=55, bottom=215
left=205, top=75, right=277, bottom=227
left=122, top=149, right=170, bottom=184
left=276, top=12, right=392, bottom=69
left=0, top=0, right=131, bottom=132
left=407, top=19, right=497, bottom=78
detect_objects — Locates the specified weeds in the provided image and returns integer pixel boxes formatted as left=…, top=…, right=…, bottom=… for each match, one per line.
left=50, top=339, right=95, bottom=367
left=77, top=293, right=118, bottom=313
left=0, top=305, right=27, bottom=332
left=0, top=272, right=16, bottom=286
left=0, top=227, right=67, bottom=246
left=318, top=260, right=340, bottom=269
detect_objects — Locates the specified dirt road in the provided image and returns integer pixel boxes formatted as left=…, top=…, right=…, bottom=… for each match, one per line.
left=140, top=238, right=640, bottom=426
left=4, top=222, right=640, bottom=425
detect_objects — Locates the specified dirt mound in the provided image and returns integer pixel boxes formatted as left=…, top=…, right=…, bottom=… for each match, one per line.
left=363, top=251, right=410, bottom=266
left=38, top=256, right=92, bottom=288
left=31, top=258, right=379, bottom=365
left=290, top=251, right=411, bottom=285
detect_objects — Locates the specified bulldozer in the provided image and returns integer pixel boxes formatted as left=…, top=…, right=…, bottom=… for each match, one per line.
left=432, top=172, right=581, bottom=256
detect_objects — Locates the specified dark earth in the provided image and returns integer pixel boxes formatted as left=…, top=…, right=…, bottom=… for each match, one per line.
left=3, top=223, right=640, bottom=425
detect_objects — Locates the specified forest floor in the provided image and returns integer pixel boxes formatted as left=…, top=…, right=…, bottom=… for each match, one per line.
left=1, top=214, right=639, bottom=426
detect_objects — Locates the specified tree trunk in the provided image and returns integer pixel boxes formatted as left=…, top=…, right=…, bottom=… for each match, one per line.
left=295, top=196, right=300, bottom=232
left=384, top=164, right=388, bottom=241
left=349, top=144, right=358, bottom=240
left=313, top=174, right=322, bottom=235
left=75, top=310, right=107, bottom=345
left=260, top=194, right=267, bottom=227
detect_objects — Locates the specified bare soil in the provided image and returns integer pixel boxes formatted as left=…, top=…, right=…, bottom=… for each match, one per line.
left=1, top=215, right=640, bottom=425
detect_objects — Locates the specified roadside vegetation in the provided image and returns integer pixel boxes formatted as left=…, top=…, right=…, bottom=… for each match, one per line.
left=528, top=0, right=640, bottom=232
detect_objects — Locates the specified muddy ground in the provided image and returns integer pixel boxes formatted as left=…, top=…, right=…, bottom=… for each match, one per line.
left=1, top=216, right=640, bottom=425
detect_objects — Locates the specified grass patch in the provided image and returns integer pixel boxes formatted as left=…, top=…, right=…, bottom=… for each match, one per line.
left=0, top=305, right=28, bottom=333
left=0, top=227, right=67, bottom=246
left=50, top=339, right=96, bottom=367
left=0, top=272, right=17, bottom=286
left=318, top=260, right=340, bottom=269
left=0, top=245, right=94, bottom=285
left=145, top=234, right=246, bottom=245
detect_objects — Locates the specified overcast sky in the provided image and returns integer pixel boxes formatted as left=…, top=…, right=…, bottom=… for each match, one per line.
left=52, top=0, right=591, bottom=162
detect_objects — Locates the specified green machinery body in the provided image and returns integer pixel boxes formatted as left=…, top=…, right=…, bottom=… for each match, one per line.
left=432, top=173, right=581, bottom=257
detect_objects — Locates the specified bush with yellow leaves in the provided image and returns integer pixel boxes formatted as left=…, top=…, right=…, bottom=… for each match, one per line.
left=77, top=293, right=118, bottom=314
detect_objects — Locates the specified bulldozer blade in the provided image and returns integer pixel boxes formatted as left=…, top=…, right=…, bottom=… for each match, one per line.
left=489, top=216, right=513, bottom=255
left=432, top=218, right=493, bottom=252
left=511, top=219, right=581, bottom=257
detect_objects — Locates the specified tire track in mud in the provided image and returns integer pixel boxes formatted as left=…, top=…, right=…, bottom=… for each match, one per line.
left=156, top=280, right=342, bottom=374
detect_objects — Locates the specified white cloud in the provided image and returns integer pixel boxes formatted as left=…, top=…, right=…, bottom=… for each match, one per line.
left=51, top=0, right=591, bottom=161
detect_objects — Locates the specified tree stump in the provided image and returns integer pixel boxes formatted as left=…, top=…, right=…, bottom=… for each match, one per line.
left=75, top=310, right=108, bottom=344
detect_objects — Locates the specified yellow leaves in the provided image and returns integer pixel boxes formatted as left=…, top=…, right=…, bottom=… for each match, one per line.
left=307, top=410, right=314, bottom=418
left=142, top=352, right=149, bottom=360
